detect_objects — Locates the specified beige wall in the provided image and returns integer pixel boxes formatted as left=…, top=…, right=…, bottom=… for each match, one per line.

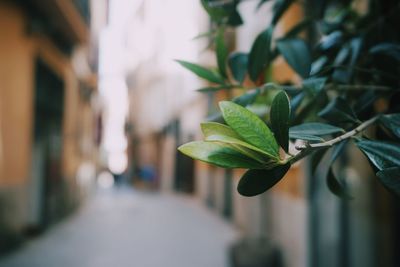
left=0, top=1, right=96, bottom=186
left=0, top=2, right=35, bottom=186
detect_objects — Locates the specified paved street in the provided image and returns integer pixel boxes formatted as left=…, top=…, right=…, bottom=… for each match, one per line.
left=0, top=188, right=238, bottom=267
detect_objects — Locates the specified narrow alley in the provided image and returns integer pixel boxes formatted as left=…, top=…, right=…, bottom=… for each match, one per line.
left=2, top=1, right=400, bottom=267
left=0, top=189, right=238, bottom=267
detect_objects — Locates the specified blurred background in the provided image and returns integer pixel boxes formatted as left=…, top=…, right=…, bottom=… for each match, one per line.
left=0, top=0, right=399, bottom=267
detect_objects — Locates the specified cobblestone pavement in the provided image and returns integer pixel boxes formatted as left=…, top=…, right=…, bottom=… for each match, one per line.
left=0, top=188, right=238, bottom=267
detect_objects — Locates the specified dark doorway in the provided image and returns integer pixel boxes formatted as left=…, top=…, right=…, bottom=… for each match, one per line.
left=30, top=59, right=65, bottom=229
left=174, top=150, right=195, bottom=193
left=222, top=169, right=233, bottom=219
left=173, top=120, right=195, bottom=194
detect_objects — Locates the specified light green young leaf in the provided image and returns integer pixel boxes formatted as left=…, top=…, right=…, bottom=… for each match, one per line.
left=201, top=122, right=280, bottom=162
left=219, top=101, right=279, bottom=157
left=228, top=143, right=276, bottom=166
left=201, top=122, right=243, bottom=140
left=237, top=163, right=291, bottom=197
left=178, top=141, right=264, bottom=169
left=176, top=60, right=225, bottom=84
left=270, top=91, right=291, bottom=152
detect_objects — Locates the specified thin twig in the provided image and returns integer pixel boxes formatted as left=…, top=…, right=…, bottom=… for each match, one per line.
left=309, top=115, right=379, bottom=148
left=289, top=115, right=380, bottom=164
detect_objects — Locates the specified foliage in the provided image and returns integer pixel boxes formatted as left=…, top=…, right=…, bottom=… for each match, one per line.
left=178, top=0, right=400, bottom=198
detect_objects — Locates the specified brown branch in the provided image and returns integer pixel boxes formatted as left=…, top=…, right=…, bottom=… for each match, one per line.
left=289, top=115, right=380, bottom=164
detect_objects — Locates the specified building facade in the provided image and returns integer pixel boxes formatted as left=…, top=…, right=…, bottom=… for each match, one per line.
left=0, top=0, right=106, bottom=251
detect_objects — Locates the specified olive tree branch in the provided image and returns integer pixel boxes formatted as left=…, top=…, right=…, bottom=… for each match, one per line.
left=288, top=115, right=381, bottom=164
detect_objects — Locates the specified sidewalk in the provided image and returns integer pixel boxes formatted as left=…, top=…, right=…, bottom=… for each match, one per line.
left=0, top=188, right=238, bottom=267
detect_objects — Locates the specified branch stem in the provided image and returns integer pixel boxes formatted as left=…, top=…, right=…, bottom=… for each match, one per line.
left=289, top=115, right=380, bottom=164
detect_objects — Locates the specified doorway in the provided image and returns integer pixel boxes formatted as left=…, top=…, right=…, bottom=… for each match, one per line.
left=29, top=59, right=64, bottom=229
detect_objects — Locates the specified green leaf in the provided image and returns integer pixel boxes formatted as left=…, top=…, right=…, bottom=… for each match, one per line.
left=248, top=27, right=273, bottom=82
left=228, top=52, right=248, bottom=84
left=201, top=122, right=282, bottom=161
left=318, top=97, right=358, bottom=123
left=310, top=56, right=328, bottom=75
left=192, top=30, right=216, bottom=40
left=219, top=101, right=279, bottom=158
left=197, top=84, right=243, bottom=92
left=237, top=163, right=291, bottom=196
left=288, top=133, right=325, bottom=142
left=376, top=167, right=400, bottom=196
left=356, top=140, right=400, bottom=171
left=272, top=0, right=294, bottom=25
left=302, top=77, right=327, bottom=96
left=233, top=88, right=261, bottom=107
left=292, top=93, right=327, bottom=126
left=216, top=28, right=229, bottom=78
left=178, top=141, right=264, bottom=169
left=289, top=123, right=344, bottom=136
left=379, top=113, right=400, bottom=138
left=316, top=141, right=352, bottom=198
left=330, top=140, right=348, bottom=165
left=283, top=19, right=312, bottom=38
left=206, top=136, right=279, bottom=166
left=370, top=43, right=400, bottom=61
left=327, top=167, right=353, bottom=200
left=277, top=38, right=311, bottom=78
left=201, top=122, right=243, bottom=140
left=227, top=8, right=243, bottom=26
left=176, top=60, right=225, bottom=84
left=270, top=91, right=291, bottom=152
left=201, top=0, right=233, bottom=22
left=314, top=140, right=347, bottom=176
left=310, top=148, right=329, bottom=176
left=197, top=86, right=228, bottom=92
left=289, top=91, right=305, bottom=116
left=289, top=122, right=343, bottom=142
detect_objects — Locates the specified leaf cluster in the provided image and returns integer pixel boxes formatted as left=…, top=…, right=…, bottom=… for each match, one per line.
left=179, top=94, right=291, bottom=196
left=177, top=0, right=400, bottom=198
